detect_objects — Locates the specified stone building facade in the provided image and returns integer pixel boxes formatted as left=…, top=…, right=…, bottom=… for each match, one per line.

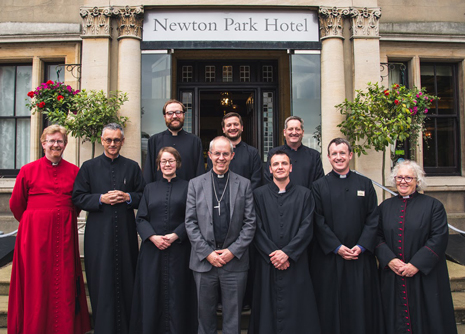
left=1, top=1, right=464, bottom=228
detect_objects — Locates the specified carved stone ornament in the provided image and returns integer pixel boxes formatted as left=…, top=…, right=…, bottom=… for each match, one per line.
left=80, top=6, right=118, bottom=37
left=347, top=7, right=382, bottom=38
left=319, top=7, right=347, bottom=39
left=115, top=5, right=144, bottom=39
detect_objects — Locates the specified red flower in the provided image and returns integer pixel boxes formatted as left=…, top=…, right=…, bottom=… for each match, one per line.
left=384, top=90, right=389, bottom=96
left=37, top=101, right=46, bottom=108
left=27, top=91, right=35, bottom=98
left=46, top=80, right=54, bottom=85
left=57, top=95, right=64, bottom=101
left=394, top=99, right=399, bottom=105
left=395, top=84, right=400, bottom=88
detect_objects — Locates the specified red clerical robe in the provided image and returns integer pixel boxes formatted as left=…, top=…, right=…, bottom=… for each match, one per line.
left=8, top=157, right=91, bottom=334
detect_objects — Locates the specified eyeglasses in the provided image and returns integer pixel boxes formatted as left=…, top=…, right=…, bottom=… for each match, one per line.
left=164, top=110, right=185, bottom=117
left=45, top=139, right=65, bottom=145
left=210, top=151, right=232, bottom=158
left=160, top=160, right=176, bottom=165
left=102, top=138, right=122, bottom=144
left=395, top=176, right=416, bottom=183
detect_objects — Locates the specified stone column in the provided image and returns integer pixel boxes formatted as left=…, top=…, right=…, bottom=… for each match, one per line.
left=79, top=6, right=116, bottom=163
left=319, top=7, right=348, bottom=172
left=348, top=7, right=385, bottom=198
left=30, top=56, right=44, bottom=162
left=115, top=6, right=144, bottom=165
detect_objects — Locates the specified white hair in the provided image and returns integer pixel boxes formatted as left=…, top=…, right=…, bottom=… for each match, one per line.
left=390, top=160, right=427, bottom=191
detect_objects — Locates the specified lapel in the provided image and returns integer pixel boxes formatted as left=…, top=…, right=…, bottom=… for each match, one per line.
left=229, top=172, right=239, bottom=219
left=201, top=171, right=214, bottom=221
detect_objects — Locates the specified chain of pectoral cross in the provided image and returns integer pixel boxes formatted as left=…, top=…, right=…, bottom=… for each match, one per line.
left=212, top=172, right=230, bottom=215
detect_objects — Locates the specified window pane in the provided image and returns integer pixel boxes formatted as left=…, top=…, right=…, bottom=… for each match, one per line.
left=436, top=65, right=455, bottom=115
left=205, top=65, right=215, bottom=82
left=0, top=66, right=15, bottom=116
left=436, top=118, right=457, bottom=167
left=16, top=118, right=30, bottom=168
left=47, top=64, right=64, bottom=82
left=291, top=54, right=321, bottom=151
left=141, top=54, right=171, bottom=137
left=181, top=92, right=193, bottom=133
left=262, top=91, right=274, bottom=162
left=423, top=118, right=436, bottom=167
left=16, top=65, right=32, bottom=117
left=0, top=119, right=15, bottom=169
left=141, top=54, right=171, bottom=168
left=222, top=66, right=233, bottom=82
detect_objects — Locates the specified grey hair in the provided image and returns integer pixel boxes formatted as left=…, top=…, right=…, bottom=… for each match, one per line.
left=390, top=160, right=427, bottom=191
left=284, top=116, right=304, bottom=130
left=102, top=123, right=124, bottom=137
left=209, top=136, right=234, bottom=153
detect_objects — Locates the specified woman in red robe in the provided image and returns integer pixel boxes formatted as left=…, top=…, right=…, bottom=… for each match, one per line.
left=8, top=125, right=91, bottom=334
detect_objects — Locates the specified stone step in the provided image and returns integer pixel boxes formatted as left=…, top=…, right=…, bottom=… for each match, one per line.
left=0, top=214, right=18, bottom=236
left=453, top=291, right=465, bottom=324
left=449, top=213, right=465, bottom=235
left=449, top=261, right=465, bottom=292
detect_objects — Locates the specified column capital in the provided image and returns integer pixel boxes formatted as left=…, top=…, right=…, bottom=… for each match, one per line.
left=80, top=6, right=118, bottom=38
left=319, top=7, right=349, bottom=40
left=115, top=5, right=144, bottom=40
left=346, top=7, right=382, bottom=38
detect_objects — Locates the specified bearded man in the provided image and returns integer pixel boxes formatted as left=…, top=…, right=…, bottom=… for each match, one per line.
left=144, top=99, right=205, bottom=183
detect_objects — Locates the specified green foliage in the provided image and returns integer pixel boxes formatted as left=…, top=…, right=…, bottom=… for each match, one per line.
left=66, top=90, right=129, bottom=147
left=27, top=82, right=129, bottom=158
left=336, top=82, right=437, bottom=158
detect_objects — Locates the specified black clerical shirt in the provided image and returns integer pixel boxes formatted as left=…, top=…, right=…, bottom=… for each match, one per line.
left=212, top=171, right=230, bottom=245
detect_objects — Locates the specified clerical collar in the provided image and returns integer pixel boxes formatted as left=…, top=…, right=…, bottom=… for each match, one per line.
left=278, top=190, right=286, bottom=194
left=46, top=157, right=62, bottom=166
left=213, top=170, right=229, bottom=179
left=333, top=170, right=350, bottom=178
left=400, top=191, right=416, bottom=199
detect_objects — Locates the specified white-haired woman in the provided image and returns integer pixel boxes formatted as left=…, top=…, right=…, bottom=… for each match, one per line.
left=375, top=160, right=457, bottom=334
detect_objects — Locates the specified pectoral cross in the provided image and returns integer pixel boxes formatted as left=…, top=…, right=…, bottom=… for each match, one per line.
left=214, top=202, right=221, bottom=215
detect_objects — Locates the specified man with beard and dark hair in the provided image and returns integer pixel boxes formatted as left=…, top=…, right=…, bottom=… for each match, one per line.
left=144, top=99, right=204, bottom=183
left=207, top=112, right=262, bottom=190
left=264, top=116, right=324, bottom=190
left=72, top=123, right=146, bottom=334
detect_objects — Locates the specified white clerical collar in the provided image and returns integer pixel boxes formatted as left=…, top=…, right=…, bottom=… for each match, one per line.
left=278, top=190, right=286, bottom=194
left=403, top=195, right=410, bottom=199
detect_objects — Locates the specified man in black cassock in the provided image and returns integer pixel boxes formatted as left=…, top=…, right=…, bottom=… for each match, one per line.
left=249, top=150, right=320, bottom=334
left=72, top=123, right=146, bottom=334
left=310, top=138, right=384, bottom=334
left=264, top=116, right=323, bottom=189
left=144, top=99, right=204, bottom=183
left=207, top=112, right=262, bottom=190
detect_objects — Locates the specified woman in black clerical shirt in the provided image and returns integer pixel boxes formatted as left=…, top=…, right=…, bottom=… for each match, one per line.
left=130, top=147, right=197, bottom=334
left=375, top=160, right=457, bottom=334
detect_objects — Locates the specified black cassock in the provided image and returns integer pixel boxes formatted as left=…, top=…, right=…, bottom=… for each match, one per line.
left=72, top=154, right=145, bottom=334
left=249, top=182, right=321, bottom=334
left=264, top=143, right=324, bottom=189
left=310, top=171, right=384, bottom=334
left=144, top=129, right=204, bottom=183
left=207, top=140, right=263, bottom=190
left=375, top=192, right=457, bottom=334
left=130, top=177, right=197, bottom=334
